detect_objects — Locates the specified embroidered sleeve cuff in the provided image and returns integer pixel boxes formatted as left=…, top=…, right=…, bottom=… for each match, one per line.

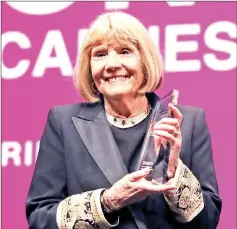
left=164, top=159, right=204, bottom=223
left=56, top=189, right=119, bottom=229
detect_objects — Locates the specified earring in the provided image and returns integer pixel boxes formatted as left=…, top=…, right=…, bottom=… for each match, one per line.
left=91, top=82, right=98, bottom=93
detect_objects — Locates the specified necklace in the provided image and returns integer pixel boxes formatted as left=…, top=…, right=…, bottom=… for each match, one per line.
left=105, top=105, right=152, bottom=129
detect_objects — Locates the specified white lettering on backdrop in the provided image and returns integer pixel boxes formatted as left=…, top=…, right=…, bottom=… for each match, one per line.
left=32, top=31, right=73, bottom=77
left=204, top=21, right=237, bottom=71
left=2, top=141, right=40, bottom=167
left=2, top=21, right=236, bottom=80
left=6, top=1, right=196, bottom=15
left=165, top=24, right=201, bottom=72
left=2, top=31, right=31, bottom=79
left=6, top=2, right=74, bottom=15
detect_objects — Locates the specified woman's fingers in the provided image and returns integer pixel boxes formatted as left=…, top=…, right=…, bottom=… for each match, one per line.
left=154, top=133, right=168, bottom=150
left=153, top=128, right=181, bottom=179
left=168, top=103, right=183, bottom=123
left=154, top=118, right=179, bottom=127
left=132, top=180, right=176, bottom=192
left=153, top=130, right=180, bottom=145
left=153, top=104, right=183, bottom=130
left=127, top=168, right=151, bottom=182
left=147, top=184, right=176, bottom=192
left=153, top=123, right=177, bottom=134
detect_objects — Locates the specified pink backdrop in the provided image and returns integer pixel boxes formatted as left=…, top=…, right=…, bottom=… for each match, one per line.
left=2, top=2, right=236, bottom=229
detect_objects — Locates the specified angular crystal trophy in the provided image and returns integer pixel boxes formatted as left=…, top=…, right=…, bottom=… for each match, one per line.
left=135, top=89, right=179, bottom=184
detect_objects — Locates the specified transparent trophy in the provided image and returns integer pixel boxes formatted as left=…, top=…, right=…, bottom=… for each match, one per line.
left=135, top=89, right=179, bottom=184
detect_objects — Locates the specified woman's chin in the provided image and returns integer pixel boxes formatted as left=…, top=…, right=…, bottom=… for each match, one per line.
left=103, top=88, right=134, bottom=98
left=100, top=84, right=133, bottom=96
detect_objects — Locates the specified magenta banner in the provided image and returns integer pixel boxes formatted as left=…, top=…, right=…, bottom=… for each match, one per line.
left=2, top=2, right=236, bottom=229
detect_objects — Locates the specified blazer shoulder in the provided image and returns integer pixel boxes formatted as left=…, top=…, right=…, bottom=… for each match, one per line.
left=49, top=102, right=100, bottom=119
left=177, top=104, right=206, bottom=124
left=177, top=104, right=204, bottom=114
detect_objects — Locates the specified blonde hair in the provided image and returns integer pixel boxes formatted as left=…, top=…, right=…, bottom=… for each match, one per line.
left=74, top=11, right=164, bottom=102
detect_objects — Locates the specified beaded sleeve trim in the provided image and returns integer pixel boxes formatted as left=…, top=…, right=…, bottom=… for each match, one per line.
left=56, top=189, right=119, bottom=229
left=164, top=159, right=204, bottom=222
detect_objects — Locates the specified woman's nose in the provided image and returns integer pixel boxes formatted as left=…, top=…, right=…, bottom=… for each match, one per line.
left=105, top=52, right=122, bottom=71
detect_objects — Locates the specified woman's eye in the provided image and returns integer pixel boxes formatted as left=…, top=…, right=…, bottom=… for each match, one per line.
left=95, top=52, right=106, bottom=57
left=120, top=48, right=130, bottom=54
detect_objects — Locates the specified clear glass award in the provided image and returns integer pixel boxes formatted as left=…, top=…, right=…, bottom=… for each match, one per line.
left=135, top=89, right=179, bottom=184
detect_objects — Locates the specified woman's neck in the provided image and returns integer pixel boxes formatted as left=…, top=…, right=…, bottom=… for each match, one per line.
left=103, top=94, right=149, bottom=118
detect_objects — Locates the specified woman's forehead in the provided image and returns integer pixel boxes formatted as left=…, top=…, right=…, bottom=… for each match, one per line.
left=91, top=34, right=137, bottom=50
left=89, top=27, right=137, bottom=47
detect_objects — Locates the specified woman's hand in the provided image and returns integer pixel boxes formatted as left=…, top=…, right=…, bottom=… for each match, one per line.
left=153, top=103, right=183, bottom=179
left=102, top=168, right=176, bottom=211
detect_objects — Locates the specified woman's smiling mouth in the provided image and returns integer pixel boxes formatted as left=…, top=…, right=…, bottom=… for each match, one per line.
left=105, top=75, right=134, bottom=82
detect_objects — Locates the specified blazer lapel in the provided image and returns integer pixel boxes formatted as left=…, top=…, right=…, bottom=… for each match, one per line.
left=72, top=102, right=147, bottom=229
left=72, top=102, right=128, bottom=186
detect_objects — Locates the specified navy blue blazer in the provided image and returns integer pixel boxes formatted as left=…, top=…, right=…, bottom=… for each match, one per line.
left=26, top=93, right=222, bottom=229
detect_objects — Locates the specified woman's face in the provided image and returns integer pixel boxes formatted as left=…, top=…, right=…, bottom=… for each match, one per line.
left=90, top=41, right=144, bottom=99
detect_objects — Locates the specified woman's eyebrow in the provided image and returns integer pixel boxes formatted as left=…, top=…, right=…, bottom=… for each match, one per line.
left=91, top=45, right=107, bottom=53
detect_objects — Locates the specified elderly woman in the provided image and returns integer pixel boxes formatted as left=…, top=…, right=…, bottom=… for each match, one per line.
left=26, top=12, right=221, bottom=229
